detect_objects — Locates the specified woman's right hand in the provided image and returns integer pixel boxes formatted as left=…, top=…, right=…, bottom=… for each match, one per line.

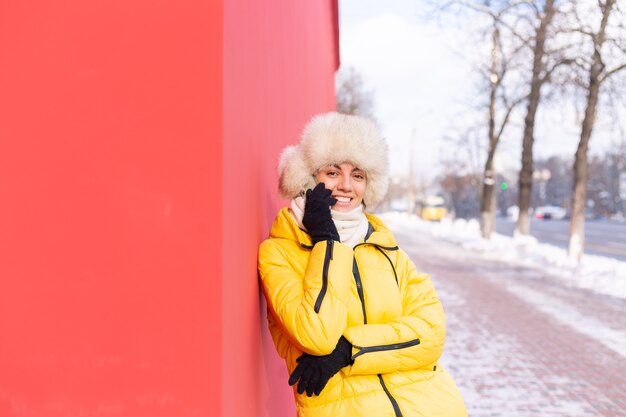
left=302, top=183, right=340, bottom=244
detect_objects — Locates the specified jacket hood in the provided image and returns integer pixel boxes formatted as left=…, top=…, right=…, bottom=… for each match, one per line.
left=278, top=112, right=389, bottom=208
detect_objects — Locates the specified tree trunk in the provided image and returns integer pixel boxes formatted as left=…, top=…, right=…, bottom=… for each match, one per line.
left=481, top=149, right=497, bottom=238
left=568, top=150, right=588, bottom=262
left=480, top=179, right=497, bottom=238
left=514, top=0, right=556, bottom=237
left=569, top=73, right=601, bottom=261
left=568, top=0, right=615, bottom=261
left=481, top=25, right=499, bottom=239
left=516, top=100, right=538, bottom=236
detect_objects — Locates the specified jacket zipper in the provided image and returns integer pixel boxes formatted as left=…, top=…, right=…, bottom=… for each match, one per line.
left=351, top=223, right=402, bottom=417
left=352, top=257, right=367, bottom=324
left=351, top=338, right=420, bottom=360
left=378, top=374, right=403, bottom=417
left=314, top=239, right=333, bottom=313
left=355, top=224, right=403, bottom=416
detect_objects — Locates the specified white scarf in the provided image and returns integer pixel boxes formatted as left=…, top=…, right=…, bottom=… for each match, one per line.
left=290, top=197, right=369, bottom=248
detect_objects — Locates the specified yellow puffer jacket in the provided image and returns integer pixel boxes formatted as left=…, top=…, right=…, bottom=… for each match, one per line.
left=258, top=208, right=467, bottom=417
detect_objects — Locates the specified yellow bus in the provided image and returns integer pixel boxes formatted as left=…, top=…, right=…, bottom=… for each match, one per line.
left=420, top=195, right=446, bottom=221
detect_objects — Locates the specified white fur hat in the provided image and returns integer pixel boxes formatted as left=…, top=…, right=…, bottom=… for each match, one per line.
left=278, top=112, right=389, bottom=208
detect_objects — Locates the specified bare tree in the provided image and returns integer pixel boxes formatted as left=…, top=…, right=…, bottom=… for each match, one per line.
left=480, top=11, right=526, bottom=238
left=515, top=0, right=559, bottom=236
left=335, top=67, right=376, bottom=120
left=566, top=0, right=626, bottom=261
left=436, top=0, right=527, bottom=237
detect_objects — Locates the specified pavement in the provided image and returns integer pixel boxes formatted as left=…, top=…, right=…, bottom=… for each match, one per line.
left=392, top=226, right=626, bottom=417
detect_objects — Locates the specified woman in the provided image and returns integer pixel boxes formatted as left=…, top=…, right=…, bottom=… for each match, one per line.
left=258, top=112, right=467, bottom=417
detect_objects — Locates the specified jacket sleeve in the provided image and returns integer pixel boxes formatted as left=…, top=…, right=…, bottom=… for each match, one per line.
left=341, top=249, right=445, bottom=376
left=258, top=239, right=354, bottom=355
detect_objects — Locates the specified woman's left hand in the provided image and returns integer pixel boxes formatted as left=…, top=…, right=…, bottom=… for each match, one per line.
left=288, top=336, right=353, bottom=396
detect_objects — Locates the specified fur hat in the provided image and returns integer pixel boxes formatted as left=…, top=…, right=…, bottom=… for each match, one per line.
left=278, top=112, right=389, bottom=208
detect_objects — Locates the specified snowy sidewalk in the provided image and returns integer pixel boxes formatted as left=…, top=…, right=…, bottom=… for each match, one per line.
left=387, top=218, right=626, bottom=417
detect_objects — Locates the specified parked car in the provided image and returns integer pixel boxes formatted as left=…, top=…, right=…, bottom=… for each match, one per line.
left=534, top=205, right=567, bottom=220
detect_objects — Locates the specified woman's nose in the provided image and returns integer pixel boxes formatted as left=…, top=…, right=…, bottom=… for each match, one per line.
left=337, top=176, right=352, bottom=191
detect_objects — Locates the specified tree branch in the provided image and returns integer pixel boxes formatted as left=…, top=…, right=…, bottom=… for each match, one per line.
left=495, top=95, right=526, bottom=141
left=600, top=62, right=626, bottom=83
left=540, top=58, right=575, bottom=84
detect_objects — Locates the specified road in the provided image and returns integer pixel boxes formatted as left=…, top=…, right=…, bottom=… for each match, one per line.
left=496, top=218, right=626, bottom=261
left=391, top=224, right=626, bottom=417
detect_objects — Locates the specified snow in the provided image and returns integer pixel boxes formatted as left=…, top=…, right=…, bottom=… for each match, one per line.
left=379, top=212, right=626, bottom=415
left=379, top=212, right=626, bottom=300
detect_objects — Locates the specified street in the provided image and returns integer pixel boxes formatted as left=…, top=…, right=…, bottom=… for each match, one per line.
left=391, top=224, right=626, bottom=417
left=496, top=219, right=626, bottom=262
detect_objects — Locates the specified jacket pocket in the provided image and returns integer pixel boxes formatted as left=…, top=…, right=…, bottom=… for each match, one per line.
left=352, top=338, right=420, bottom=360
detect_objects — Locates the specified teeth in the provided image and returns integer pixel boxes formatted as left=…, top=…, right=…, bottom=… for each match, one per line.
left=336, top=197, right=351, bottom=202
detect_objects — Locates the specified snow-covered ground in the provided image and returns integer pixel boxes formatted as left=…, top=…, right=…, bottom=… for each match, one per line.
left=381, top=212, right=626, bottom=416
left=379, top=212, right=626, bottom=300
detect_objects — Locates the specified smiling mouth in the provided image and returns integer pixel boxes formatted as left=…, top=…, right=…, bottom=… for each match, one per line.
left=335, top=196, right=352, bottom=203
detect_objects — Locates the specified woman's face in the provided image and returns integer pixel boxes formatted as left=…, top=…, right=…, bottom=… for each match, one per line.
left=314, top=162, right=366, bottom=212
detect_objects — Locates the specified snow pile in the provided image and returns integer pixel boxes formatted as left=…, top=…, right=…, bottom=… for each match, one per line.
left=379, top=212, right=626, bottom=300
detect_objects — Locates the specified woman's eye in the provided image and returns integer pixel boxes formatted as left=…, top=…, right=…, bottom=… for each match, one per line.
left=327, top=171, right=339, bottom=177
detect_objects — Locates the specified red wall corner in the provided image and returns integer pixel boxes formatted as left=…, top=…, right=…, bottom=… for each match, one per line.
left=223, top=1, right=338, bottom=416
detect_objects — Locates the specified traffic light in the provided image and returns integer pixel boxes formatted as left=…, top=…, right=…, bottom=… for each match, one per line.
left=500, top=182, right=509, bottom=190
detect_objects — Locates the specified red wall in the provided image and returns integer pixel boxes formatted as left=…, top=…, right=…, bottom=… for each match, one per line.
left=0, top=1, right=221, bottom=416
left=223, top=2, right=338, bottom=416
left=0, top=0, right=337, bottom=416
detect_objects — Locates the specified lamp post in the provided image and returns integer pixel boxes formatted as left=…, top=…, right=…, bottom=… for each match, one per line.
left=533, top=168, right=551, bottom=205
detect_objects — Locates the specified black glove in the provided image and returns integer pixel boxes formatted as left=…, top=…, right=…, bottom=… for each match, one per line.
left=302, top=183, right=339, bottom=244
left=288, top=336, right=353, bottom=397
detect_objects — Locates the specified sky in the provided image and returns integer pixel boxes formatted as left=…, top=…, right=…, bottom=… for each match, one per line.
left=338, top=0, right=625, bottom=183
